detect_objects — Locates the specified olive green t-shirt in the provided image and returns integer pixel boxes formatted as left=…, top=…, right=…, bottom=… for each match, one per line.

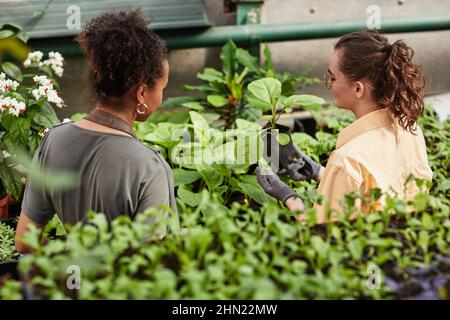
left=22, top=122, right=177, bottom=225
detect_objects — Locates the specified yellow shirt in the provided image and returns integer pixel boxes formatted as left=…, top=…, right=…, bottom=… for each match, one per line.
left=314, top=108, right=432, bottom=223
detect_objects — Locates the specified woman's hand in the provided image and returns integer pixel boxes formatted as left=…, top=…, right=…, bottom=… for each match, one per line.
left=279, top=141, right=324, bottom=182
left=255, top=167, right=298, bottom=203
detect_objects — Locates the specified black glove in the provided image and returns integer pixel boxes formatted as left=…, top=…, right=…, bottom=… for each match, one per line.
left=256, top=167, right=298, bottom=203
left=278, top=136, right=322, bottom=182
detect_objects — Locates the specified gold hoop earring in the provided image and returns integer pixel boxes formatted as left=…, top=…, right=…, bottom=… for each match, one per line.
left=136, top=103, right=148, bottom=115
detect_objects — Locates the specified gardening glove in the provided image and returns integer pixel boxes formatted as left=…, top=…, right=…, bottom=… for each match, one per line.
left=255, top=167, right=298, bottom=203
left=278, top=136, right=322, bottom=182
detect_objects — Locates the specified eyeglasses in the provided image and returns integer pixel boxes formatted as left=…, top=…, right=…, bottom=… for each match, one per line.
left=323, top=71, right=353, bottom=89
left=323, top=71, right=375, bottom=89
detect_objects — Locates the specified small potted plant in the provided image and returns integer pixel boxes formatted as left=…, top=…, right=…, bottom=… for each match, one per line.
left=246, top=77, right=324, bottom=172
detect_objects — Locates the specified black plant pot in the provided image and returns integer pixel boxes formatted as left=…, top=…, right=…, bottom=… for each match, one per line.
left=0, top=216, right=18, bottom=228
left=0, top=260, right=19, bottom=280
left=294, top=116, right=317, bottom=136
left=260, top=123, right=299, bottom=174
left=260, top=123, right=318, bottom=180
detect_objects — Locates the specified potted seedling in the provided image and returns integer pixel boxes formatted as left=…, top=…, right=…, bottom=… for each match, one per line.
left=246, top=77, right=325, bottom=173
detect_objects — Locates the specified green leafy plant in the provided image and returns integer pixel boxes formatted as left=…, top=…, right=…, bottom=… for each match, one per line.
left=0, top=26, right=65, bottom=200
left=2, top=180, right=447, bottom=300
left=0, top=220, right=18, bottom=262
left=173, top=41, right=319, bottom=129
left=1, top=45, right=448, bottom=300
left=143, top=111, right=272, bottom=207
left=247, top=77, right=325, bottom=130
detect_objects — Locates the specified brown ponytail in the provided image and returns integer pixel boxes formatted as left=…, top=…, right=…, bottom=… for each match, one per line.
left=335, top=31, right=425, bottom=133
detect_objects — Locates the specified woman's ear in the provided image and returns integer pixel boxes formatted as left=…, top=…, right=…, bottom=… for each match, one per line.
left=135, top=84, right=147, bottom=104
left=355, top=81, right=365, bottom=99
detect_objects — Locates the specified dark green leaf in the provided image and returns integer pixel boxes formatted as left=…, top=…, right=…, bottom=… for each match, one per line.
left=2, top=62, right=23, bottom=82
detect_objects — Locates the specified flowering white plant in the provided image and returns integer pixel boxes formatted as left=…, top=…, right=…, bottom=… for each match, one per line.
left=32, top=75, right=64, bottom=108
left=23, top=50, right=64, bottom=77
left=0, top=51, right=65, bottom=119
left=0, top=96, right=26, bottom=117
left=0, top=73, right=19, bottom=94
left=0, top=49, right=66, bottom=200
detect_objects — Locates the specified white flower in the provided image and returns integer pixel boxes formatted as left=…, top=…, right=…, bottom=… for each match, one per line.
left=33, top=75, right=53, bottom=87
left=0, top=73, right=19, bottom=94
left=49, top=51, right=64, bottom=63
left=52, top=65, right=64, bottom=77
left=32, top=75, right=64, bottom=108
left=46, top=89, right=64, bottom=108
left=23, top=51, right=44, bottom=67
left=39, top=51, right=64, bottom=77
left=32, top=86, right=47, bottom=100
left=0, top=96, right=10, bottom=111
left=0, top=96, right=26, bottom=117
left=8, top=105, right=19, bottom=117
left=0, top=79, right=19, bottom=94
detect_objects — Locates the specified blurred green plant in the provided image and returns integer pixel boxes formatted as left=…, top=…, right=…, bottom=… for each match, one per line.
left=162, top=41, right=320, bottom=129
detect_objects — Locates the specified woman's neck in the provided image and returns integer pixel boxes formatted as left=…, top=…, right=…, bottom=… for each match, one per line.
left=97, top=104, right=135, bottom=127
left=353, top=101, right=382, bottom=119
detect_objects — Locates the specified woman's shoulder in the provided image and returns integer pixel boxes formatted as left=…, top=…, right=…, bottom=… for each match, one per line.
left=47, top=122, right=168, bottom=166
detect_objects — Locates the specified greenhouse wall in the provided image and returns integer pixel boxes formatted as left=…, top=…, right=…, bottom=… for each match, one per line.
left=55, top=0, right=450, bottom=119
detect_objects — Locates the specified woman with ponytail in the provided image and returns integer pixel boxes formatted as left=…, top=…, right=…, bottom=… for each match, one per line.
left=256, top=30, right=432, bottom=223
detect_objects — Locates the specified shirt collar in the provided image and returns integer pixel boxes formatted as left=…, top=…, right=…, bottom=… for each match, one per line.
left=336, top=108, right=392, bottom=149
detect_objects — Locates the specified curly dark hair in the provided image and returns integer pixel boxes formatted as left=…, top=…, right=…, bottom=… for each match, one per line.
left=76, top=9, right=168, bottom=108
left=335, top=31, right=425, bottom=134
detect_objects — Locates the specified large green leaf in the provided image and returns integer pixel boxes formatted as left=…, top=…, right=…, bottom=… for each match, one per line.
left=143, top=122, right=183, bottom=148
left=161, top=96, right=199, bottom=108
left=33, top=103, right=60, bottom=128
left=247, top=78, right=281, bottom=111
left=172, top=168, right=201, bottom=187
left=263, top=43, right=273, bottom=71
left=0, top=30, right=14, bottom=40
left=206, top=95, right=228, bottom=108
left=1, top=114, right=15, bottom=131
left=213, top=141, right=236, bottom=165
left=28, top=134, right=40, bottom=155
left=197, top=68, right=226, bottom=84
left=9, top=117, right=30, bottom=147
left=199, top=169, right=224, bottom=191
left=177, top=185, right=202, bottom=207
left=2, top=62, right=23, bottom=82
left=236, top=48, right=259, bottom=73
left=189, top=111, right=210, bottom=144
left=238, top=175, right=273, bottom=205
left=220, top=40, right=237, bottom=78
left=183, top=84, right=220, bottom=94
left=283, top=94, right=325, bottom=110
left=0, top=22, right=22, bottom=32
left=235, top=118, right=261, bottom=131
left=240, top=106, right=263, bottom=122
left=0, top=162, right=22, bottom=200
left=69, top=112, right=86, bottom=122
left=277, top=133, right=291, bottom=145
left=181, top=102, right=203, bottom=111
left=17, top=32, right=29, bottom=43
left=246, top=96, right=271, bottom=111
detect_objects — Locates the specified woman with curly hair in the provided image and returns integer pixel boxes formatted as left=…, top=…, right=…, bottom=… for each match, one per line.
left=16, top=9, right=174, bottom=252
left=257, top=31, right=433, bottom=223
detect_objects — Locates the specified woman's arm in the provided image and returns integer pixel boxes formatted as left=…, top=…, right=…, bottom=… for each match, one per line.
left=285, top=197, right=306, bottom=222
left=15, top=211, right=44, bottom=253
left=256, top=168, right=308, bottom=221
left=318, top=166, right=325, bottom=182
